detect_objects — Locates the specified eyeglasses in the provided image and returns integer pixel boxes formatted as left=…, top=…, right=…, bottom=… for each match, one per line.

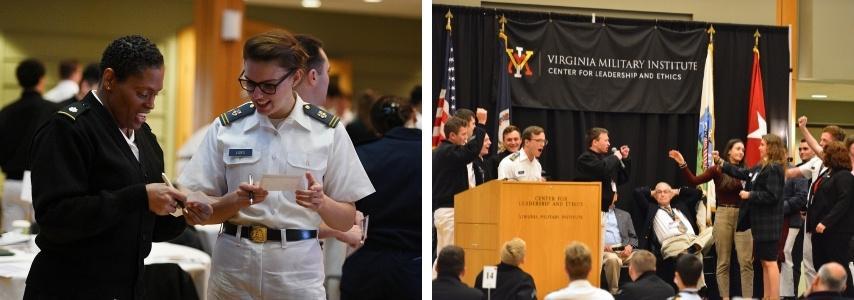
left=799, top=147, right=810, bottom=151
left=530, top=138, right=548, bottom=145
left=238, top=69, right=295, bottom=95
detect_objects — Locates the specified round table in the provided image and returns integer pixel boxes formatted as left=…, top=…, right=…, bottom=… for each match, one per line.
left=0, top=234, right=211, bottom=299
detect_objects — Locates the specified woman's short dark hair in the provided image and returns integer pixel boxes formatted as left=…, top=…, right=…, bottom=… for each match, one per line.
left=823, top=141, right=852, bottom=171
left=100, top=35, right=164, bottom=82
left=244, top=30, right=307, bottom=72
left=370, top=95, right=414, bottom=135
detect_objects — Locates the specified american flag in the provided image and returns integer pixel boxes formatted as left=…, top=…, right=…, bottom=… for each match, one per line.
left=432, top=21, right=456, bottom=147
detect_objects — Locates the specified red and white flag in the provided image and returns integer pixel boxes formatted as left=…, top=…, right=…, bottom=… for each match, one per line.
left=745, top=46, right=766, bottom=166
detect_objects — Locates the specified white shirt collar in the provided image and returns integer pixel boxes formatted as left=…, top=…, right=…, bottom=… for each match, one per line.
left=243, top=93, right=312, bottom=133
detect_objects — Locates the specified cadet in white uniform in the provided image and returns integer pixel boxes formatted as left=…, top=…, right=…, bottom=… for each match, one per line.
left=178, top=30, right=374, bottom=299
left=497, top=125, right=547, bottom=182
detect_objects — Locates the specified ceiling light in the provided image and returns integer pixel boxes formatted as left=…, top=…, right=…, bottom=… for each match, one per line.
left=810, top=94, right=828, bottom=99
left=302, top=0, right=321, bottom=8
left=364, top=0, right=383, bottom=3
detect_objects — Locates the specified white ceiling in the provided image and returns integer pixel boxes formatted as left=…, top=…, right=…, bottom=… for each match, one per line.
left=797, top=80, right=854, bottom=102
left=244, top=0, right=421, bottom=19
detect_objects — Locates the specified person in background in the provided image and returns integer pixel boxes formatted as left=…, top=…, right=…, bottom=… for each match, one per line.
left=669, top=254, right=703, bottom=300
left=717, top=133, right=787, bottom=300
left=487, top=125, right=522, bottom=181
left=616, top=250, right=675, bottom=300
left=544, top=241, right=614, bottom=300
left=474, top=238, right=537, bottom=300
left=805, top=262, right=849, bottom=300
left=340, top=96, right=421, bottom=300
left=294, top=34, right=330, bottom=107
left=24, top=35, right=211, bottom=299
left=346, top=89, right=380, bottom=145
left=0, top=58, right=57, bottom=232
left=410, top=85, right=421, bottom=129
left=60, top=63, right=101, bottom=106
left=433, top=245, right=483, bottom=300
left=43, top=59, right=81, bottom=102
left=669, top=139, right=753, bottom=299
left=780, top=139, right=813, bottom=300
left=807, top=141, right=854, bottom=298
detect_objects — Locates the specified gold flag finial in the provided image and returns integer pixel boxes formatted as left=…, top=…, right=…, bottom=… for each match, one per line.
left=753, top=29, right=760, bottom=49
left=707, top=24, right=715, bottom=43
left=499, top=15, right=507, bottom=33
left=445, top=10, right=453, bottom=31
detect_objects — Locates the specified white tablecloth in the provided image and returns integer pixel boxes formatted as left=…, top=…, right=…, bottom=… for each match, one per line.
left=0, top=235, right=211, bottom=299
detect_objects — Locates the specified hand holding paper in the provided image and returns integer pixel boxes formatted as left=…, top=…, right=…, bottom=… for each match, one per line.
left=295, top=172, right=326, bottom=211
left=183, top=192, right=213, bottom=225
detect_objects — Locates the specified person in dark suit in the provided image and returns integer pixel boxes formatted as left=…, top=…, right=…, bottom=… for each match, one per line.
left=808, top=141, right=854, bottom=298
left=341, top=96, right=421, bottom=300
left=433, top=111, right=486, bottom=257
left=616, top=250, right=675, bottom=300
left=806, top=262, right=850, bottom=300
left=434, top=245, right=483, bottom=300
left=575, top=127, right=631, bottom=212
left=475, top=238, right=537, bottom=300
left=24, top=35, right=212, bottom=299
left=718, top=133, right=787, bottom=300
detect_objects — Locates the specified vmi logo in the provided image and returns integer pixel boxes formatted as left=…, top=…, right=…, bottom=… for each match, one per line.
left=506, top=46, right=534, bottom=78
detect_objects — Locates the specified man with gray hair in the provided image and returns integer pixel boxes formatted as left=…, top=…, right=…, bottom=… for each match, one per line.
left=806, top=262, right=848, bottom=299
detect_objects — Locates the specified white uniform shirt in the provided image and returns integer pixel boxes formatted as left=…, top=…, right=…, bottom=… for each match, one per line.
left=178, top=96, right=375, bottom=229
left=544, top=280, right=614, bottom=300
left=799, top=156, right=824, bottom=196
left=497, top=150, right=542, bottom=181
left=44, top=79, right=79, bottom=103
left=653, top=206, right=696, bottom=243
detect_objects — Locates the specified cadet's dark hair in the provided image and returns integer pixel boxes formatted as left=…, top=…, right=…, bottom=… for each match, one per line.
left=295, top=34, right=325, bottom=71
left=435, top=245, right=466, bottom=276
left=371, top=95, right=413, bottom=135
left=244, top=30, right=307, bottom=72
left=454, top=108, right=475, bottom=124
left=444, top=116, right=468, bottom=138
left=586, top=127, right=608, bottom=147
left=100, top=35, right=164, bottom=82
left=82, top=63, right=101, bottom=85
left=675, top=254, right=703, bottom=287
left=59, top=59, right=80, bottom=79
left=15, top=58, right=45, bottom=89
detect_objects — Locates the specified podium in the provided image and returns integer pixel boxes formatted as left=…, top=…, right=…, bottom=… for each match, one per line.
left=454, top=180, right=602, bottom=295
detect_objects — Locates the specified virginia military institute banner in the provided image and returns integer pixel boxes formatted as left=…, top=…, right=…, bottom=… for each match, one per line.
left=504, top=20, right=709, bottom=114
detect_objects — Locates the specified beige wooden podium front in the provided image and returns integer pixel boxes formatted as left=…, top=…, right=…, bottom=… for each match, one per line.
left=454, top=180, right=602, bottom=296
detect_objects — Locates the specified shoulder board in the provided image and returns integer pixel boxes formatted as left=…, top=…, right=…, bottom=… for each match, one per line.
left=302, top=103, right=340, bottom=128
left=56, top=101, right=89, bottom=121
left=508, top=152, right=521, bottom=161
left=219, top=102, right=256, bottom=126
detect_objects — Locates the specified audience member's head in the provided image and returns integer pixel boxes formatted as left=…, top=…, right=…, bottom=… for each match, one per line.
left=501, top=125, right=521, bottom=153
left=59, top=59, right=82, bottom=82
left=628, top=250, right=657, bottom=281
left=480, top=134, right=492, bottom=157
left=723, top=138, right=746, bottom=165
left=370, top=95, right=414, bottom=135
left=294, top=34, right=329, bottom=106
left=587, top=127, right=610, bottom=154
left=674, top=254, right=702, bottom=290
left=810, top=262, right=847, bottom=294
left=760, top=134, right=787, bottom=168
left=444, top=116, right=469, bottom=146
left=409, top=85, right=421, bottom=113
left=76, top=63, right=101, bottom=100
left=522, top=126, right=546, bottom=159
left=454, top=108, right=476, bottom=137
left=500, top=238, right=526, bottom=266
left=799, top=138, right=816, bottom=163
left=652, top=182, right=677, bottom=206
left=822, top=141, right=852, bottom=171
left=563, top=242, right=592, bottom=281
left=436, top=245, right=466, bottom=278
left=16, top=58, right=46, bottom=92
left=821, top=125, right=847, bottom=147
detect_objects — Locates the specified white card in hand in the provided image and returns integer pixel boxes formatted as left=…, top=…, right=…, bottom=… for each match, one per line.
left=260, top=174, right=303, bottom=192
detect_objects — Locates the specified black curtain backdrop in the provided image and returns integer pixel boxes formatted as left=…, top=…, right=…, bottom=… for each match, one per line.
left=433, top=5, right=790, bottom=297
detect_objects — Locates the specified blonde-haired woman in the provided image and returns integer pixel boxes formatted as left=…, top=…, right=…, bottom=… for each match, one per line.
left=475, top=238, right=537, bottom=300
left=717, top=133, right=786, bottom=300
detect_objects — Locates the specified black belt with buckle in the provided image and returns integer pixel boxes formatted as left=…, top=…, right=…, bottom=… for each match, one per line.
left=718, top=204, right=740, bottom=208
left=223, top=223, right=317, bottom=243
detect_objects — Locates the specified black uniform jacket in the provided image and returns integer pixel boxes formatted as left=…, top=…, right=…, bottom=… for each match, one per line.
left=575, top=149, right=631, bottom=212
left=433, top=274, right=484, bottom=300
left=432, top=124, right=486, bottom=210
left=0, top=90, right=57, bottom=180
left=474, top=262, right=537, bottom=300
left=807, top=168, right=854, bottom=234
left=616, top=271, right=676, bottom=300
left=25, top=93, right=186, bottom=299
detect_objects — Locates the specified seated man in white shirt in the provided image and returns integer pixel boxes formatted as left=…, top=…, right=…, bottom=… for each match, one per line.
left=545, top=242, right=614, bottom=300
left=669, top=254, right=703, bottom=300
left=497, top=125, right=546, bottom=182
